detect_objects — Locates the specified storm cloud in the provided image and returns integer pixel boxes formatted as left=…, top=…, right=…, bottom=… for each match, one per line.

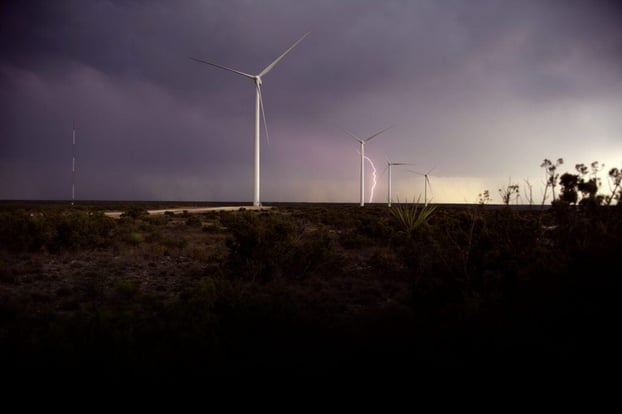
left=2, top=0, right=621, bottom=202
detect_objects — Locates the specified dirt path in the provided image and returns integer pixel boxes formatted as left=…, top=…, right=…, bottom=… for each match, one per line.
left=103, top=205, right=272, bottom=218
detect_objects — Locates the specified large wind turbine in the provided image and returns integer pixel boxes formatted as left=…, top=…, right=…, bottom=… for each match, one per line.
left=342, top=126, right=392, bottom=207
left=409, top=166, right=435, bottom=207
left=191, top=32, right=310, bottom=206
left=386, top=159, right=411, bottom=207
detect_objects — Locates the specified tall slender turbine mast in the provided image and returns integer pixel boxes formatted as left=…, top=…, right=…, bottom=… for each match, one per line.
left=342, top=126, right=392, bottom=207
left=72, top=122, right=76, bottom=205
left=191, top=32, right=310, bottom=206
left=386, top=159, right=411, bottom=207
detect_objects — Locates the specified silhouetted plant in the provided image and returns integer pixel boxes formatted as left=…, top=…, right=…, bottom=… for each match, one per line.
left=477, top=190, right=491, bottom=207
left=389, top=197, right=437, bottom=236
left=555, top=161, right=606, bottom=208
left=559, top=172, right=579, bottom=205
left=576, top=161, right=605, bottom=207
left=498, top=178, right=520, bottom=205
left=606, top=167, right=621, bottom=205
left=541, top=158, right=563, bottom=205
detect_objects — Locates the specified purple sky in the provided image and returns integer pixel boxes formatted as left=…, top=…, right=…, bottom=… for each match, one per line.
left=2, top=0, right=621, bottom=203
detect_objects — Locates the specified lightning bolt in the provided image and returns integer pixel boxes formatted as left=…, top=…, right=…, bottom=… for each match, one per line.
left=364, top=155, right=377, bottom=203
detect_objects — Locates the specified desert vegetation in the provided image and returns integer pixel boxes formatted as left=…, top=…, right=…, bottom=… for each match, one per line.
left=0, top=163, right=620, bottom=383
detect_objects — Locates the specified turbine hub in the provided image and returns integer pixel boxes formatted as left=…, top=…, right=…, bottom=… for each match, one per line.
left=255, top=76, right=262, bottom=86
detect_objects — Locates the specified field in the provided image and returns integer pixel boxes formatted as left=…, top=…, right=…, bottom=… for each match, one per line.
left=0, top=201, right=620, bottom=383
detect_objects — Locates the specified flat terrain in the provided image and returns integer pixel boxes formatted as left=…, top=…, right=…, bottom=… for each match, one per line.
left=0, top=201, right=619, bottom=383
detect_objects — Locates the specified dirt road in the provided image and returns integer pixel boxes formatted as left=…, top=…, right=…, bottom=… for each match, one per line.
left=103, top=205, right=271, bottom=218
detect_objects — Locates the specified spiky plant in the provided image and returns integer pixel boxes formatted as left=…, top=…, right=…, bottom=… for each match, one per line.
left=389, top=196, right=437, bottom=234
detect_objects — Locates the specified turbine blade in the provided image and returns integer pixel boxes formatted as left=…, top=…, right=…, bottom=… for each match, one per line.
left=257, top=85, right=270, bottom=146
left=341, top=127, right=363, bottom=143
left=380, top=165, right=389, bottom=177
left=190, top=57, right=255, bottom=79
left=427, top=164, right=438, bottom=174
left=392, top=162, right=412, bottom=166
left=426, top=176, right=433, bottom=194
left=259, top=32, right=310, bottom=78
left=408, top=169, right=424, bottom=175
left=365, top=125, right=394, bottom=142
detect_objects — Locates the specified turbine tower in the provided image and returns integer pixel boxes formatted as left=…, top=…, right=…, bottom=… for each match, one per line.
left=72, top=122, right=76, bottom=206
left=386, top=159, right=411, bottom=207
left=342, top=126, right=392, bottom=207
left=191, top=32, right=309, bottom=206
left=409, top=166, right=435, bottom=207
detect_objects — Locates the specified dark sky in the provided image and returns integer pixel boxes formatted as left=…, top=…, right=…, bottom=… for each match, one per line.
left=2, top=0, right=621, bottom=203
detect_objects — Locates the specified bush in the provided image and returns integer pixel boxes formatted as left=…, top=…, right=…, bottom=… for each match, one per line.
left=221, top=211, right=334, bottom=282
left=0, top=210, right=116, bottom=253
left=47, top=211, right=117, bottom=252
left=121, top=207, right=149, bottom=219
left=185, top=215, right=202, bottom=228
left=0, top=210, right=51, bottom=252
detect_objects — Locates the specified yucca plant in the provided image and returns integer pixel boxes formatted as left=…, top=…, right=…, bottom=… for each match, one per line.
left=389, top=196, right=437, bottom=234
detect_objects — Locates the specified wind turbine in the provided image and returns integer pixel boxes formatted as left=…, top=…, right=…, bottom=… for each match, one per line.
left=409, top=166, right=435, bottom=207
left=191, top=32, right=310, bottom=206
left=385, top=159, right=412, bottom=207
left=342, top=126, right=393, bottom=206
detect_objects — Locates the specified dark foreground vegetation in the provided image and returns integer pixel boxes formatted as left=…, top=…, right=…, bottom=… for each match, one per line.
left=0, top=199, right=620, bottom=384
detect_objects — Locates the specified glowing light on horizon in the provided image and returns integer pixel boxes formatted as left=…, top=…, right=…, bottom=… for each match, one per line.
left=364, top=155, right=377, bottom=203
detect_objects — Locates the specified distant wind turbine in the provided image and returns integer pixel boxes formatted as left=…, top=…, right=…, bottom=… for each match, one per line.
left=191, top=32, right=310, bottom=206
left=342, top=126, right=392, bottom=207
left=409, top=166, right=436, bottom=207
left=385, top=159, right=412, bottom=207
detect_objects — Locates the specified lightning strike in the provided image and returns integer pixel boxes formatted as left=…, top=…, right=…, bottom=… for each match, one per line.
left=364, top=155, right=377, bottom=203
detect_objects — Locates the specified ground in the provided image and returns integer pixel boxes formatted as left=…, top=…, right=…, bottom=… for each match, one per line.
left=0, top=201, right=619, bottom=382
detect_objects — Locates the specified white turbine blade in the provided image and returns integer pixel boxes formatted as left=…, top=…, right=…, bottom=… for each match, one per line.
left=190, top=57, right=255, bottom=80
left=259, top=32, right=310, bottom=78
left=257, top=85, right=270, bottom=146
left=427, top=164, right=438, bottom=174
left=341, top=127, right=363, bottom=143
left=380, top=164, right=389, bottom=177
left=365, top=125, right=394, bottom=142
left=408, top=169, right=424, bottom=175
left=426, top=176, right=433, bottom=195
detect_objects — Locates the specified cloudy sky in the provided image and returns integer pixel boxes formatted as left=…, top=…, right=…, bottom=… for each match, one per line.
left=2, top=0, right=621, bottom=203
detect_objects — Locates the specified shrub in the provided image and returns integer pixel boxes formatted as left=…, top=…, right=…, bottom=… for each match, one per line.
left=121, top=207, right=149, bottom=219
left=186, top=215, right=202, bottom=228
left=0, top=210, right=116, bottom=253
left=0, top=210, right=51, bottom=252
left=221, top=211, right=334, bottom=282
left=47, top=211, right=117, bottom=252
left=389, top=199, right=437, bottom=237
